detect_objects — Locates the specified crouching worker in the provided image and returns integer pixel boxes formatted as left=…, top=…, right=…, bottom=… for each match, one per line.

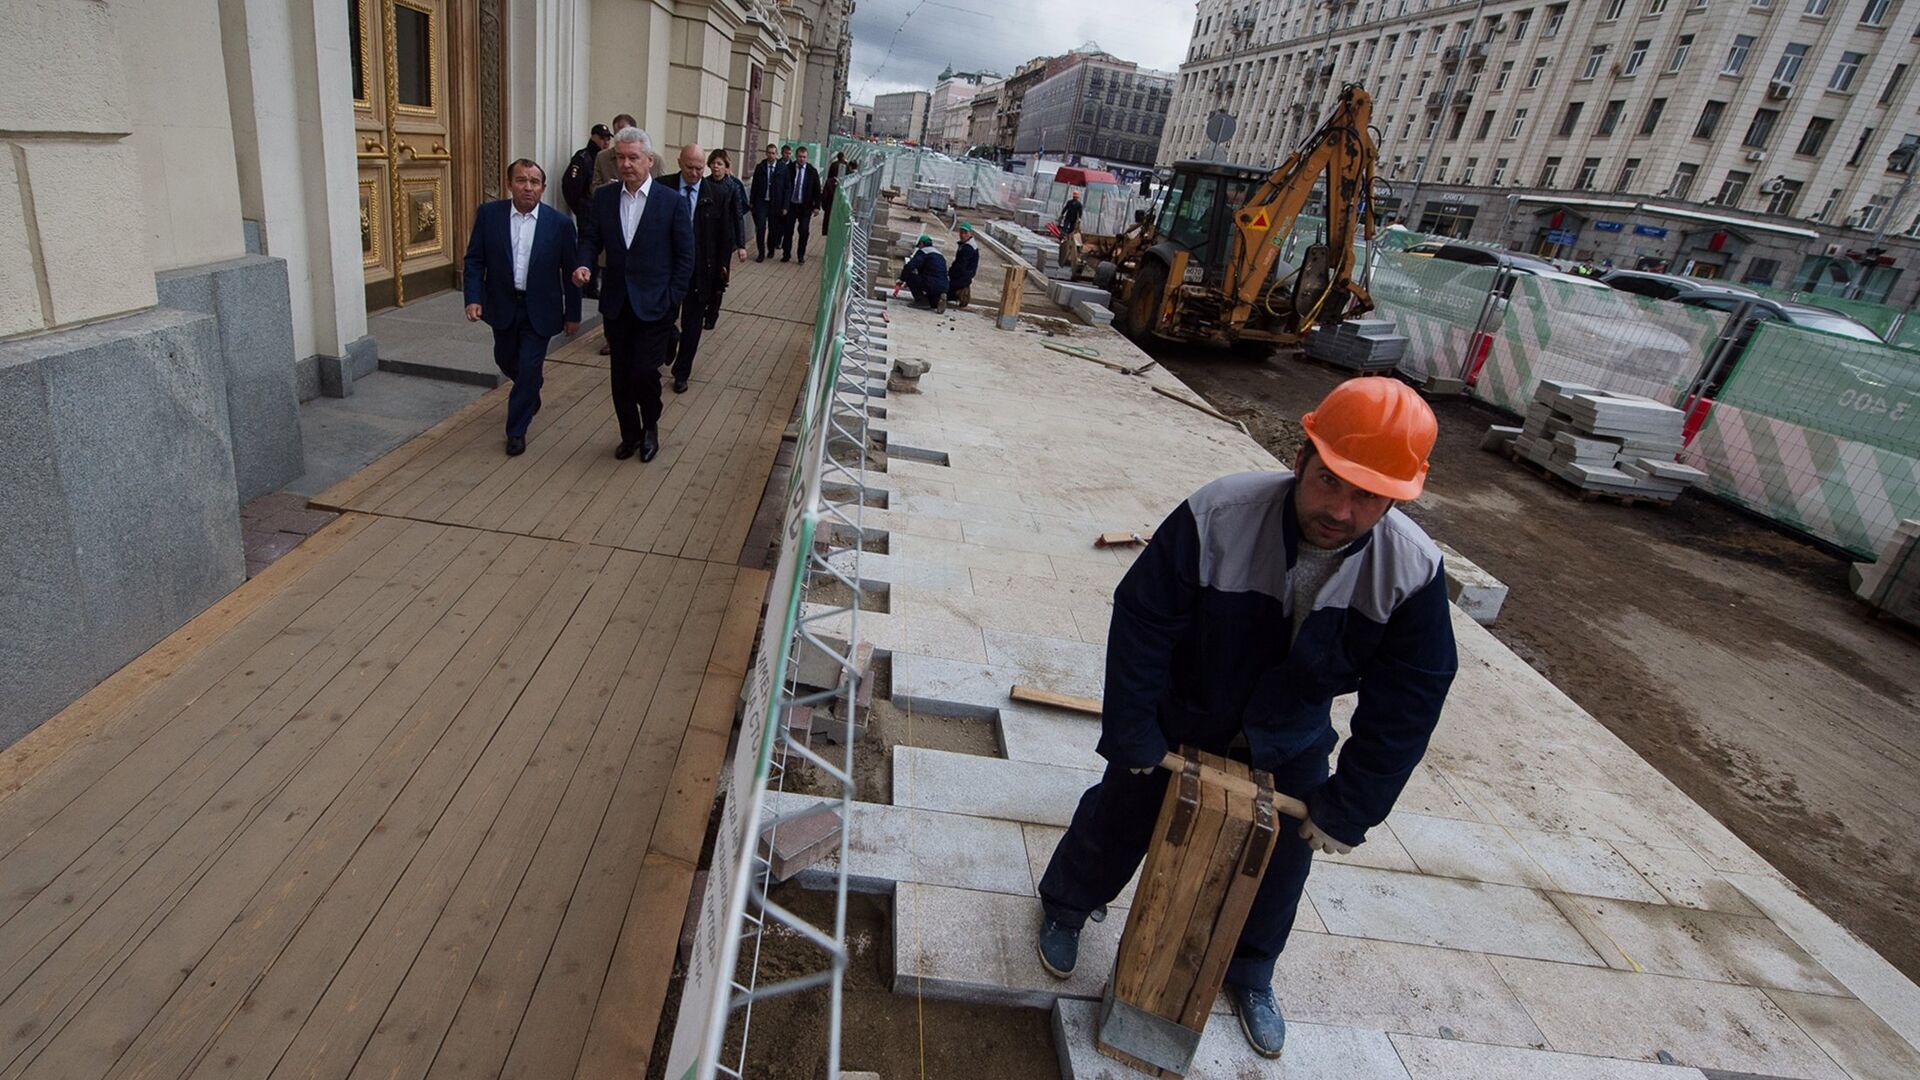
left=1034, top=377, right=1459, bottom=1059
left=947, top=223, right=979, bottom=308
left=897, top=236, right=949, bottom=312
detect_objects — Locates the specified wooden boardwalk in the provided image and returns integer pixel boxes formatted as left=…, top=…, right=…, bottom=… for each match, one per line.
left=0, top=255, right=826, bottom=1079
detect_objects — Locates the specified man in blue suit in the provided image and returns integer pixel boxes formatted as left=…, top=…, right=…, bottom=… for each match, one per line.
left=574, top=127, right=694, bottom=463
left=463, top=158, right=582, bottom=455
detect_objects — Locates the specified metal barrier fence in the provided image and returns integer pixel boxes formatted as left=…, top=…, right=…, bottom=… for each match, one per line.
left=664, top=154, right=886, bottom=1080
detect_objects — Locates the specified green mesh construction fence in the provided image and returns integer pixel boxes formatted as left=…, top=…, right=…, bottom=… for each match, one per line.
left=1364, top=251, right=1498, bottom=382
left=1714, top=321, right=1920, bottom=458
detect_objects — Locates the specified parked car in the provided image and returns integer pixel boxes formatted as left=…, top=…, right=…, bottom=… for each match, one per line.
left=1669, top=289, right=1884, bottom=342
left=1599, top=269, right=1760, bottom=303
left=1428, top=242, right=1559, bottom=273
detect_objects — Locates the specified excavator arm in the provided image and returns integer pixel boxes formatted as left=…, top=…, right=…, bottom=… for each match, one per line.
left=1222, top=84, right=1378, bottom=331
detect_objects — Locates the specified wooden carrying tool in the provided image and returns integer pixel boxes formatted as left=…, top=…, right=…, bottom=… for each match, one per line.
left=1094, top=529, right=1154, bottom=548
left=1095, top=747, right=1300, bottom=1077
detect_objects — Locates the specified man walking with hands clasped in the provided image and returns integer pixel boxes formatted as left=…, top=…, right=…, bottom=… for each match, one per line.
left=574, top=127, right=693, bottom=463
left=1034, top=378, right=1459, bottom=1060
left=462, top=158, right=581, bottom=456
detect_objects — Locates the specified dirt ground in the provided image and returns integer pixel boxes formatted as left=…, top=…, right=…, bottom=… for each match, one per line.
left=1154, top=343, right=1920, bottom=984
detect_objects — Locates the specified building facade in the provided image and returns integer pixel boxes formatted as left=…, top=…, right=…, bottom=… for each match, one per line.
left=1, top=0, right=848, bottom=739
left=1162, top=0, right=1920, bottom=300
left=1014, top=59, right=1174, bottom=172
left=928, top=67, right=1003, bottom=153
left=873, top=89, right=931, bottom=140
left=843, top=102, right=875, bottom=137
left=969, top=84, right=1007, bottom=157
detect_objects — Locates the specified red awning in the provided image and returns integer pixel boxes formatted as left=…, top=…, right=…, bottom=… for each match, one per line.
left=1053, top=167, right=1119, bottom=186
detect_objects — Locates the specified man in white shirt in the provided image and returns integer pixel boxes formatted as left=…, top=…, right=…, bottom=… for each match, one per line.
left=463, top=158, right=582, bottom=455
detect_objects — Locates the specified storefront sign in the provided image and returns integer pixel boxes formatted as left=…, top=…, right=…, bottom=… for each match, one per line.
left=1546, top=228, right=1578, bottom=245
left=1594, top=220, right=1625, bottom=232
left=1633, top=224, right=1669, bottom=238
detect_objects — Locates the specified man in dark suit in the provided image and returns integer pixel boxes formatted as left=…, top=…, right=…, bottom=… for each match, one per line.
left=777, top=146, right=823, bottom=263
left=463, top=158, right=582, bottom=456
left=573, top=128, right=694, bottom=463
left=659, top=143, right=746, bottom=394
left=749, top=143, right=782, bottom=262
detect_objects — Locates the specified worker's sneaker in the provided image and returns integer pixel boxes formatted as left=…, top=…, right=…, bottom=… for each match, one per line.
left=1035, top=916, right=1079, bottom=980
left=1226, top=984, right=1286, bottom=1059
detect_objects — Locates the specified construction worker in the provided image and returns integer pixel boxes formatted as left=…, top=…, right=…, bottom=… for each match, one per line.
left=947, top=224, right=979, bottom=308
left=1035, top=377, right=1458, bottom=1059
left=1058, top=189, right=1083, bottom=235
left=896, top=236, right=949, bottom=313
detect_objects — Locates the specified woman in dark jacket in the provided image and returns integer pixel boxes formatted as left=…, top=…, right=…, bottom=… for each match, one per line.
left=821, top=153, right=850, bottom=235
left=704, top=148, right=749, bottom=329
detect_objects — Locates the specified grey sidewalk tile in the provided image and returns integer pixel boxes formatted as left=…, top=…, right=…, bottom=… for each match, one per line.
left=1763, top=988, right=1920, bottom=1080
left=1613, top=841, right=1767, bottom=917
left=1274, top=931, right=1549, bottom=1046
left=763, top=792, right=1034, bottom=896
left=997, top=706, right=1105, bottom=771
left=891, top=745, right=1100, bottom=827
left=982, top=628, right=1107, bottom=683
left=970, top=568, right=1120, bottom=613
left=1054, top=999, right=1412, bottom=1079
left=1389, top=1034, right=1712, bottom=1079
left=1447, top=773, right=1691, bottom=850
left=889, top=584, right=1085, bottom=639
left=1547, top=894, right=1847, bottom=995
left=1394, top=764, right=1487, bottom=821
left=1321, top=820, right=1422, bottom=873
left=892, top=652, right=1103, bottom=718
left=1510, top=829, right=1667, bottom=904
left=890, top=533, right=1061, bottom=577
left=824, top=550, right=974, bottom=593
left=1306, top=863, right=1603, bottom=966
left=1389, top=813, right=1560, bottom=890
left=892, top=882, right=1120, bottom=1007
left=1488, top=957, right=1850, bottom=1079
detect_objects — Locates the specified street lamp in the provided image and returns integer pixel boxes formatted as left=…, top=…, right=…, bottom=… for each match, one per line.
left=1847, top=143, right=1917, bottom=299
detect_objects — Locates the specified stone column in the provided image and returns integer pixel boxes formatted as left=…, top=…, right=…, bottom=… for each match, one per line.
left=666, top=0, right=748, bottom=153
left=509, top=0, right=593, bottom=190
left=725, top=21, right=779, bottom=156
left=590, top=0, right=675, bottom=163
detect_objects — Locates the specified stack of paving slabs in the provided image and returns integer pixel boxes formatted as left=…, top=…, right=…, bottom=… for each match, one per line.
left=1303, top=318, right=1408, bottom=372
left=1854, top=519, right=1920, bottom=627
left=1508, top=380, right=1706, bottom=503
left=1098, top=748, right=1278, bottom=1078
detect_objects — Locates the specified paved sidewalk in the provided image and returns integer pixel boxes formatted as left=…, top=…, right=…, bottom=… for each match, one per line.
left=805, top=293, right=1920, bottom=1078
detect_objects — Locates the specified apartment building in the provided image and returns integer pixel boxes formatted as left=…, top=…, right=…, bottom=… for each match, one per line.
left=1015, top=59, right=1175, bottom=175
left=1160, top=0, right=1920, bottom=299
left=874, top=90, right=933, bottom=141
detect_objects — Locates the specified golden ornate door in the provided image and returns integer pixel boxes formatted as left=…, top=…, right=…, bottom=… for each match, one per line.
left=352, top=0, right=460, bottom=309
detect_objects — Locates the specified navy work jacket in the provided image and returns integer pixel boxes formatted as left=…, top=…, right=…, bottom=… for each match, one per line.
left=1097, top=471, right=1458, bottom=847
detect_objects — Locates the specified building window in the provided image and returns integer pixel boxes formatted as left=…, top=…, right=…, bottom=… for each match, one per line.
left=1743, top=257, right=1782, bottom=285
left=1815, top=186, right=1841, bottom=219
left=1578, top=156, right=1602, bottom=188
left=1426, top=117, right=1441, bottom=138
left=1539, top=155, right=1563, bottom=185
left=1647, top=0, right=1669, bottom=11
left=1796, top=116, right=1833, bottom=155
left=1492, top=156, right=1510, bottom=184
left=1598, top=99, right=1626, bottom=134
left=1859, top=197, right=1888, bottom=229
left=1830, top=51, right=1866, bottom=92
left=1804, top=0, right=1830, bottom=14
left=1718, top=169, right=1751, bottom=203
left=1773, top=43, right=1809, bottom=84
left=1477, top=109, right=1496, bottom=137
left=1559, top=101, right=1586, bottom=135
left=1743, top=108, right=1780, bottom=147
left=1765, top=179, right=1802, bottom=215
left=1509, top=106, right=1530, bottom=137
left=1892, top=133, right=1920, bottom=170
left=1623, top=40, right=1651, bottom=76
left=1724, top=34, right=1755, bottom=75
left=1513, top=9, right=1534, bottom=38
left=1461, top=156, right=1479, bottom=184
left=1849, top=126, right=1877, bottom=164
left=1694, top=99, right=1727, bottom=138
left=1528, top=58, right=1551, bottom=88
left=1641, top=97, right=1667, bottom=134
left=1604, top=0, right=1627, bottom=17
left=1395, top=73, right=1408, bottom=98
left=1862, top=0, right=1892, bottom=24
left=1497, top=60, right=1515, bottom=89
left=1583, top=45, right=1610, bottom=79
left=1545, top=3, right=1567, bottom=36
left=1667, top=34, right=1693, bottom=73
left=1431, top=31, right=1444, bottom=53
left=1385, top=35, right=1399, bottom=61
left=1880, top=64, right=1908, bottom=104
left=1671, top=161, right=1699, bottom=197
left=1616, top=157, right=1642, bottom=190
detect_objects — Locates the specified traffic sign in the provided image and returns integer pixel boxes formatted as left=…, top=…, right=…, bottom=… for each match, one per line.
left=1205, top=110, right=1238, bottom=145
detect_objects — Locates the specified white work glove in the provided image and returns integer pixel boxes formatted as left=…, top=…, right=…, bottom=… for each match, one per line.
left=1298, top=816, right=1354, bottom=855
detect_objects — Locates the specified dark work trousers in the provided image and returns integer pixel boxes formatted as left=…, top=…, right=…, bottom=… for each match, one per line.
left=604, top=304, right=670, bottom=443
left=901, top=269, right=945, bottom=308
left=668, top=286, right=706, bottom=384
left=1038, top=754, right=1321, bottom=990
left=780, top=205, right=811, bottom=260
left=492, top=294, right=551, bottom=439
left=752, top=203, right=771, bottom=258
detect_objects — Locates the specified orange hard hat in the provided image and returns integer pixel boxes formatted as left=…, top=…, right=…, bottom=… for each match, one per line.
left=1300, top=377, right=1438, bottom=500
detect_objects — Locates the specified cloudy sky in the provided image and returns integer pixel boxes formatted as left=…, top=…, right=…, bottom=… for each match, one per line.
left=846, top=0, right=1196, bottom=104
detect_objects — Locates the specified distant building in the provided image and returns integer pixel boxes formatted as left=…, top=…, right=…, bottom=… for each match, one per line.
left=842, top=102, right=874, bottom=138
left=1014, top=58, right=1173, bottom=174
left=929, top=66, right=1002, bottom=153
left=968, top=85, right=1005, bottom=158
left=873, top=90, right=931, bottom=141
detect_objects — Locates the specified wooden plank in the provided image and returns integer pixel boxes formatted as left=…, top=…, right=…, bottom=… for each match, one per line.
left=307, top=387, right=511, bottom=514
left=135, top=548, right=649, bottom=1080
left=1151, top=385, right=1250, bottom=435
left=1157, top=780, right=1249, bottom=1014
left=1155, top=751, right=1307, bottom=820
left=651, top=386, right=756, bottom=558
left=1136, top=780, right=1225, bottom=1008
left=565, top=380, right=731, bottom=550
left=570, top=853, right=695, bottom=1078
left=0, top=512, right=383, bottom=804
left=1181, top=784, right=1270, bottom=1031
left=439, top=375, right=617, bottom=527
left=1111, top=773, right=1189, bottom=1004
left=603, top=385, right=744, bottom=553
left=1011, top=684, right=1102, bottom=715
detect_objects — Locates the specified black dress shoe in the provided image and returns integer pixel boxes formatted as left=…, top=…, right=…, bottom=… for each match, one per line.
left=780, top=253, right=790, bottom=262
left=506, top=435, right=526, bottom=456
left=798, top=256, right=806, bottom=265
left=756, top=254, right=765, bottom=263
left=639, top=430, right=659, bottom=462
left=673, top=378, right=689, bottom=394
left=615, top=440, right=638, bottom=460
left=702, top=317, right=717, bottom=330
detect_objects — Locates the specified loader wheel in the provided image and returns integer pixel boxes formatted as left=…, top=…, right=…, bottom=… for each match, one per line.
left=1093, top=260, right=1118, bottom=291
left=1123, top=260, right=1169, bottom=341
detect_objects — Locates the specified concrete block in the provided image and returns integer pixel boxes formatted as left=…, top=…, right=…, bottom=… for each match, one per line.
left=1386, top=1034, right=1712, bottom=1079
left=1764, top=988, right=1920, bottom=1080
left=1503, top=828, right=1667, bottom=904
left=1304, top=863, right=1604, bottom=966
left=765, top=792, right=1034, bottom=895
left=1480, top=424, right=1522, bottom=452
left=893, top=882, right=1122, bottom=1007
left=156, top=255, right=304, bottom=502
left=0, top=309, right=245, bottom=743
left=892, top=358, right=926, bottom=379
left=998, top=706, right=1104, bottom=771
left=1422, top=376, right=1467, bottom=396
left=1071, top=300, right=1113, bottom=328
left=1434, top=541, right=1507, bottom=625
left=891, top=652, right=1103, bottom=717
left=1055, top=999, right=1413, bottom=1080
left=677, top=870, right=708, bottom=965
left=1022, top=824, right=1140, bottom=908
left=761, top=803, right=843, bottom=882
left=1549, top=894, right=1845, bottom=994
left=891, top=746, right=1099, bottom=826
left=1610, top=842, right=1764, bottom=916
left=1273, top=931, right=1548, bottom=1045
